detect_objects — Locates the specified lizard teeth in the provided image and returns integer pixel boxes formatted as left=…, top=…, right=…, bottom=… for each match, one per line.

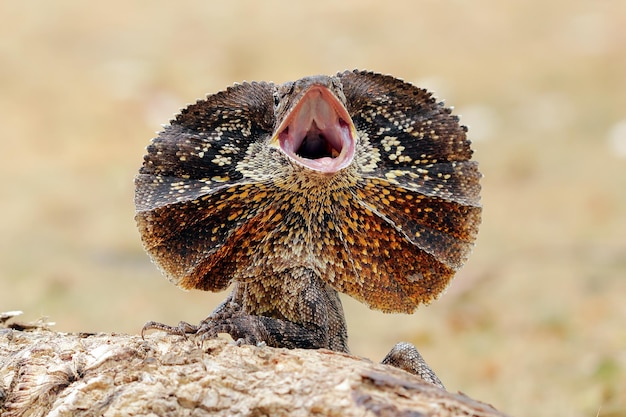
left=274, top=85, right=357, bottom=174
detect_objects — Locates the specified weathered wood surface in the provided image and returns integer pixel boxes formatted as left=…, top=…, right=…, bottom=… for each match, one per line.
left=0, top=315, right=509, bottom=417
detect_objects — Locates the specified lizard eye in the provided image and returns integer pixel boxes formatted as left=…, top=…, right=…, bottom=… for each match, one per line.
left=273, top=92, right=280, bottom=107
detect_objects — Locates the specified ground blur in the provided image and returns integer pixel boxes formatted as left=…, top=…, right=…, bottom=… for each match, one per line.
left=1, top=1, right=625, bottom=416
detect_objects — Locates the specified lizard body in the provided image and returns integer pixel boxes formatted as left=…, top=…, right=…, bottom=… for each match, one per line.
left=135, top=70, right=481, bottom=388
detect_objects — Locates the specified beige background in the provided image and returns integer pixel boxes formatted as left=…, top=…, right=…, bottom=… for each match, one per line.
left=1, top=1, right=625, bottom=416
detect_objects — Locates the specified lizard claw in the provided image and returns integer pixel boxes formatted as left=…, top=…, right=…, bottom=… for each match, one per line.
left=141, top=320, right=198, bottom=339
left=194, top=316, right=267, bottom=347
left=195, top=320, right=219, bottom=341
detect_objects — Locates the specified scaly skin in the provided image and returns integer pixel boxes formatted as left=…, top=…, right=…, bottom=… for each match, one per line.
left=136, top=70, right=481, bottom=388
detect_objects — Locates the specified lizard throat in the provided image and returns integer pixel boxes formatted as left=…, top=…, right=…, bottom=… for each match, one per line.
left=274, top=86, right=357, bottom=173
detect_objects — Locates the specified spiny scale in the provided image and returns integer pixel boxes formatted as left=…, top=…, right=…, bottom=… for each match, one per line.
left=135, top=70, right=481, bottom=313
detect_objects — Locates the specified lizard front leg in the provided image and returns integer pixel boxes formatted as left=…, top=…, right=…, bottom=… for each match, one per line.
left=142, top=314, right=325, bottom=349
left=195, top=313, right=329, bottom=349
left=195, top=272, right=346, bottom=350
left=381, top=342, right=445, bottom=389
left=143, top=268, right=349, bottom=352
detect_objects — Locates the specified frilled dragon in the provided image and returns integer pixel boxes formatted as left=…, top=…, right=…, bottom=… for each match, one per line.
left=135, top=70, right=482, bottom=388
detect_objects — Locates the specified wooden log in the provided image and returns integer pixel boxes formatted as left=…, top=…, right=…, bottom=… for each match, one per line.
left=0, top=315, right=509, bottom=417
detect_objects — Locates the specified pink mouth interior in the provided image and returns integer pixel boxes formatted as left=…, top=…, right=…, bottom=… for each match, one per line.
left=277, top=87, right=356, bottom=173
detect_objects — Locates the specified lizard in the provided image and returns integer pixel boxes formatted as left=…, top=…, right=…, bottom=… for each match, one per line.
left=135, top=70, right=482, bottom=388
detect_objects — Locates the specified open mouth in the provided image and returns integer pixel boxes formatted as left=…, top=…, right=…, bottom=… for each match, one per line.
left=273, top=86, right=356, bottom=173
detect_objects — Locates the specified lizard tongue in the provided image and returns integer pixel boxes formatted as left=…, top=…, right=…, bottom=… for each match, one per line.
left=275, top=86, right=356, bottom=173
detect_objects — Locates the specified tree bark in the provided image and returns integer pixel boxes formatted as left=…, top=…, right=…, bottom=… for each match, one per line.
left=0, top=315, right=509, bottom=417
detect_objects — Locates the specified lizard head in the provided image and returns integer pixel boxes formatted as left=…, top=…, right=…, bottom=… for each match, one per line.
left=270, top=76, right=357, bottom=174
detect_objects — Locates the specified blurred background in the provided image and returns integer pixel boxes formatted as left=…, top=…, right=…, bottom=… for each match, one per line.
left=1, top=1, right=624, bottom=415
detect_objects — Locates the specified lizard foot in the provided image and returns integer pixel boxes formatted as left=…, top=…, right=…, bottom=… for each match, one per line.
left=194, top=315, right=271, bottom=347
left=381, top=342, right=445, bottom=389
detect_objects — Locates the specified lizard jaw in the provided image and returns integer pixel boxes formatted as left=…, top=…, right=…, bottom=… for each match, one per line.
left=273, top=85, right=357, bottom=173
